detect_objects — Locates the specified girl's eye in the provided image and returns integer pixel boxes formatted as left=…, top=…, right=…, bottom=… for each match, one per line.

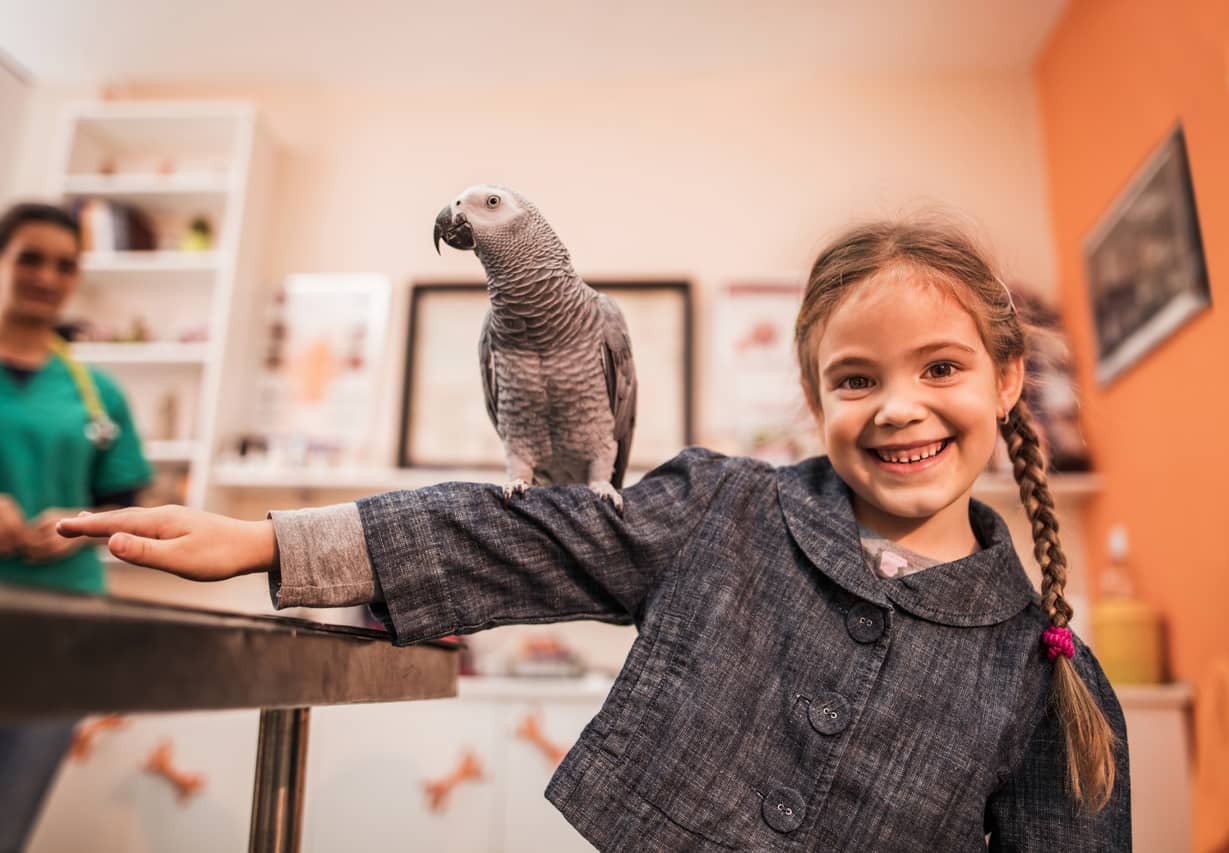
left=925, top=361, right=959, bottom=379
left=486, top=195, right=501, bottom=208
left=839, top=376, right=872, bottom=391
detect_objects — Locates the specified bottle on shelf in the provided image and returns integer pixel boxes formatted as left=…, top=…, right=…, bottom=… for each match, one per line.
left=1090, top=524, right=1165, bottom=684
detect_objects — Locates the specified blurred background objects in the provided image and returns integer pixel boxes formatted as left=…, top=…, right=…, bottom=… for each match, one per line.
left=1, top=0, right=1224, bottom=850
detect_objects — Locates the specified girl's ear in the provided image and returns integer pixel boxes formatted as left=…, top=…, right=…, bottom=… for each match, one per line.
left=997, top=355, right=1025, bottom=416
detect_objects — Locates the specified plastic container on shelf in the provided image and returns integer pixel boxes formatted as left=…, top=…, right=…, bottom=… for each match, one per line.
left=1090, top=525, right=1165, bottom=684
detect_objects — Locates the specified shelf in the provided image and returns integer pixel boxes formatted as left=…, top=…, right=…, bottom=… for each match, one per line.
left=62, top=174, right=230, bottom=216
left=1113, top=682, right=1192, bottom=710
left=144, top=439, right=199, bottom=463
left=64, top=173, right=231, bottom=195
left=69, top=342, right=210, bottom=365
left=212, top=464, right=649, bottom=493
left=973, top=471, right=1103, bottom=500
left=457, top=674, right=615, bottom=703
left=210, top=463, right=1097, bottom=498
left=65, top=103, right=249, bottom=162
left=82, top=251, right=221, bottom=274
left=210, top=464, right=506, bottom=492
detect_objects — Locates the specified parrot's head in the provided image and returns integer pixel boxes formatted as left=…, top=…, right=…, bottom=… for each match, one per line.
left=434, top=185, right=564, bottom=269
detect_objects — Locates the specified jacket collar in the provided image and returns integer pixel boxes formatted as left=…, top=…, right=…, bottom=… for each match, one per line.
left=775, top=456, right=1038, bottom=627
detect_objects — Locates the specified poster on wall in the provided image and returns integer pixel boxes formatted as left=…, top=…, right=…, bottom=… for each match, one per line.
left=709, top=281, right=822, bottom=465
left=399, top=282, right=693, bottom=473
left=249, top=274, right=391, bottom=467
left=1084, top=124, right=1210, bottom=385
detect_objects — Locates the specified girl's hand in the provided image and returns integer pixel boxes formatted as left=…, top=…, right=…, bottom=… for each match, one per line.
left=56, top=506, right=276, bottom=582
left=0, top=495, right=25, bottom=559
left=23, top=508, right=90, bottom=564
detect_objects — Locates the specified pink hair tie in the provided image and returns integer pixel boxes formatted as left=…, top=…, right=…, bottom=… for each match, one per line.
left=1042, top=626, right=1075, bottom=662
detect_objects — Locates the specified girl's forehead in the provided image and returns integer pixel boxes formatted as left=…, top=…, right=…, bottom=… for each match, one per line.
left=819, top=273, right=986, bottom=352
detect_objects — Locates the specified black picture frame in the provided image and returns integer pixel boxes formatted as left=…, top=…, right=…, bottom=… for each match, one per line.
left=398, top=281, right=694, bottom=471
left=1084, top=124, right=1210, bottom=385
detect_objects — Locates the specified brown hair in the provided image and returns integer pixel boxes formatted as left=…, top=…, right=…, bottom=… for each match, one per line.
left=795, top=217, right=1117, bottom=813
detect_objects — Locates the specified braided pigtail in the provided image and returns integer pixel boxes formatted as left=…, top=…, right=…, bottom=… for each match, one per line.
left=1001, top=401, right=1118, bottom=813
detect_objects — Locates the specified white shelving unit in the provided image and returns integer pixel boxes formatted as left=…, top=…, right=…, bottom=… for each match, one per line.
left=49, top=101, right=274, bottom=510
left=69, top=341, right=211, bottom=364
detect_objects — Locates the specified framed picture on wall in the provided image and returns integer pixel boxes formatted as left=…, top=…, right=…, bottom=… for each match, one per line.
left=399, top=281, right=693, bottom=472
left=251, top=274, right=391, bottom=467
left=1084, top=124, right=1210, bottom=385
left=709, top=280, right=823, bottom=465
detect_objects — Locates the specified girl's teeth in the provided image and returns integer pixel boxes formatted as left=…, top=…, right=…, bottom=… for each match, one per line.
left=876, top=440, right=947, bottom=463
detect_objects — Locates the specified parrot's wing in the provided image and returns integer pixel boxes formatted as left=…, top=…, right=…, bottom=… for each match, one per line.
left=478, top=309, right=499, bottom=430
left=596, top=292, right=637, bottom=489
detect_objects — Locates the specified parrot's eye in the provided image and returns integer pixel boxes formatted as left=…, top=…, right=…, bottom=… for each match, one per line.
left=486, top=195, right=501, bottom=208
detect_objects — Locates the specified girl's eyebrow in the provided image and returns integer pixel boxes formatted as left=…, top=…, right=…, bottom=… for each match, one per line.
left=821, top=341, right=976, bottom=377
left=913, top=341, right=976, bottom=356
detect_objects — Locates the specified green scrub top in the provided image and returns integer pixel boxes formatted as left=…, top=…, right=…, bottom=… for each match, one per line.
left=0, top=356, right=153, bottom=594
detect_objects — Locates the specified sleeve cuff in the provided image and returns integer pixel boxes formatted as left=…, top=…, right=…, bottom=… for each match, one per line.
left=267, top=502, right=379, bottom=608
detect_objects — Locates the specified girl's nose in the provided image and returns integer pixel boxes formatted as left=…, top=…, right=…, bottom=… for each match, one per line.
left=873, top=389, right=927, bottom=428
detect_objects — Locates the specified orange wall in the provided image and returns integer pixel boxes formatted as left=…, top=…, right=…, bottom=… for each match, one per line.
left=1036, top=0, right=1229, bottom=690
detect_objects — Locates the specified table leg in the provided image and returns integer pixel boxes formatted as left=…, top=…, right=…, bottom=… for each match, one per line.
left=249, top=707, right=310, bottom=853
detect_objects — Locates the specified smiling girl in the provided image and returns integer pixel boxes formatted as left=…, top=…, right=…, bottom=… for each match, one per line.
left=59, top=217, right=1129, bottom=850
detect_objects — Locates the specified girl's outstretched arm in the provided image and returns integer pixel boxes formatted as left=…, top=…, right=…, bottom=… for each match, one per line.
left=56, top=506, right=276, bottom=582
left=56, top=448, right=737, bottom=647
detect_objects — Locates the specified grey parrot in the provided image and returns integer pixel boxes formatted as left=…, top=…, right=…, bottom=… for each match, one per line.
left=433, top=185, right=637, bottom=510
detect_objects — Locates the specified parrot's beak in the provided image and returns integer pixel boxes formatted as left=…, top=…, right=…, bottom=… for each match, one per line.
left=434, top=205, right=476, bottom=253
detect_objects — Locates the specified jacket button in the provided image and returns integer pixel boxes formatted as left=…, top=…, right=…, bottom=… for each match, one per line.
left=807, top=692, right=851, bottom=735
left=846, top=602, right=885, bottom=643
left=760, top=786, right=806, bottom=833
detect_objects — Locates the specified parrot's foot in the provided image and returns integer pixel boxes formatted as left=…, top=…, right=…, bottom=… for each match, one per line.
left=588, top=481, right=624, bottom=513
left=502, top=479, right=532, bottom=501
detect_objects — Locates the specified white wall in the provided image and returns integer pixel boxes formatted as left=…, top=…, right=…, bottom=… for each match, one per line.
left=68, top=70, right=1059, bottom=466
left=0, top=58, right=31, bottom=199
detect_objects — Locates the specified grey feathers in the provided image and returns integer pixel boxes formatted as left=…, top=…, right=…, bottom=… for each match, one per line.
left=435, top=185, right=637, bottom=507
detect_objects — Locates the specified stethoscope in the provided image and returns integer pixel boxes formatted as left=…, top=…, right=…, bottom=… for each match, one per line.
left=48, top=334, right=120, bottom=451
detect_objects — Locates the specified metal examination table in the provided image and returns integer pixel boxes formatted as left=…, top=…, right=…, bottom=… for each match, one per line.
left=0, top=583, right=459, bottom=853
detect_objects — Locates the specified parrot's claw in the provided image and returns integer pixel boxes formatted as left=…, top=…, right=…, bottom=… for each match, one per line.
left=502, top=479, right=532, bottom=501
left=588, top=481, right=624, bottom=513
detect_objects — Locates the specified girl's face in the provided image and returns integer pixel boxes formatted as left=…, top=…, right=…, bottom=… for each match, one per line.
left=809, top=268, right=1023, bottom=535
left=0, top=222, right=81, bottom=325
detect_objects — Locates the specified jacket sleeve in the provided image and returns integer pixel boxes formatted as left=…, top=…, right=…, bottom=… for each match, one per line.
left=359, top=447, right=734, bottom=645
left=984, top=642, right=1133, bottom=852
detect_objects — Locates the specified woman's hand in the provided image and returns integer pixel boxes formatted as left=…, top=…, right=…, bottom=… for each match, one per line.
left=0, top=495, right=25, bottom=558
left=23, top=508, right=90, bottom=563
left=56, top=505, right=276, bottom=582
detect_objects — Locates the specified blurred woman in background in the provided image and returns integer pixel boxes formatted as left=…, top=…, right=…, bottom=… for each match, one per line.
left=0, top=201, right=152, bottom=852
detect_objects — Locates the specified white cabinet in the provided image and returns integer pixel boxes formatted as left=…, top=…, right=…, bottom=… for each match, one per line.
left=303, top=677, right=607, bottom=853
left=28, top=710, right=260, bottom=853
left=1117, top=684, right=1193, bottom=853
left=29, top=679, right=609, bottom=853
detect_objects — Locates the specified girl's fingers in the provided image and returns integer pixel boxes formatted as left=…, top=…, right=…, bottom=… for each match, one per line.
left=59, top=507, right=175, bottom=540
left=108, top=533, right=191, bottom=574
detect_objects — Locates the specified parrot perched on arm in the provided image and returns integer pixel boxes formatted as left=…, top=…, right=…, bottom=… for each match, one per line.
left=433, top=185, right=637, bottom=510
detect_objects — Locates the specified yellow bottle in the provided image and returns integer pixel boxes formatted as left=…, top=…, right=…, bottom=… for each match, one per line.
left=1091, top=525, right=1165, bottom=684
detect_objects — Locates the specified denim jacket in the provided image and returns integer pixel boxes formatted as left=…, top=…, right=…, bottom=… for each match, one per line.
left=274, top=447, right=1131, bottom=851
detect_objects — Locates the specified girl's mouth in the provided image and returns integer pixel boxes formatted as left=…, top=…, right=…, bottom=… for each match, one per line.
left=866, top=438, right=953, bottom=473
